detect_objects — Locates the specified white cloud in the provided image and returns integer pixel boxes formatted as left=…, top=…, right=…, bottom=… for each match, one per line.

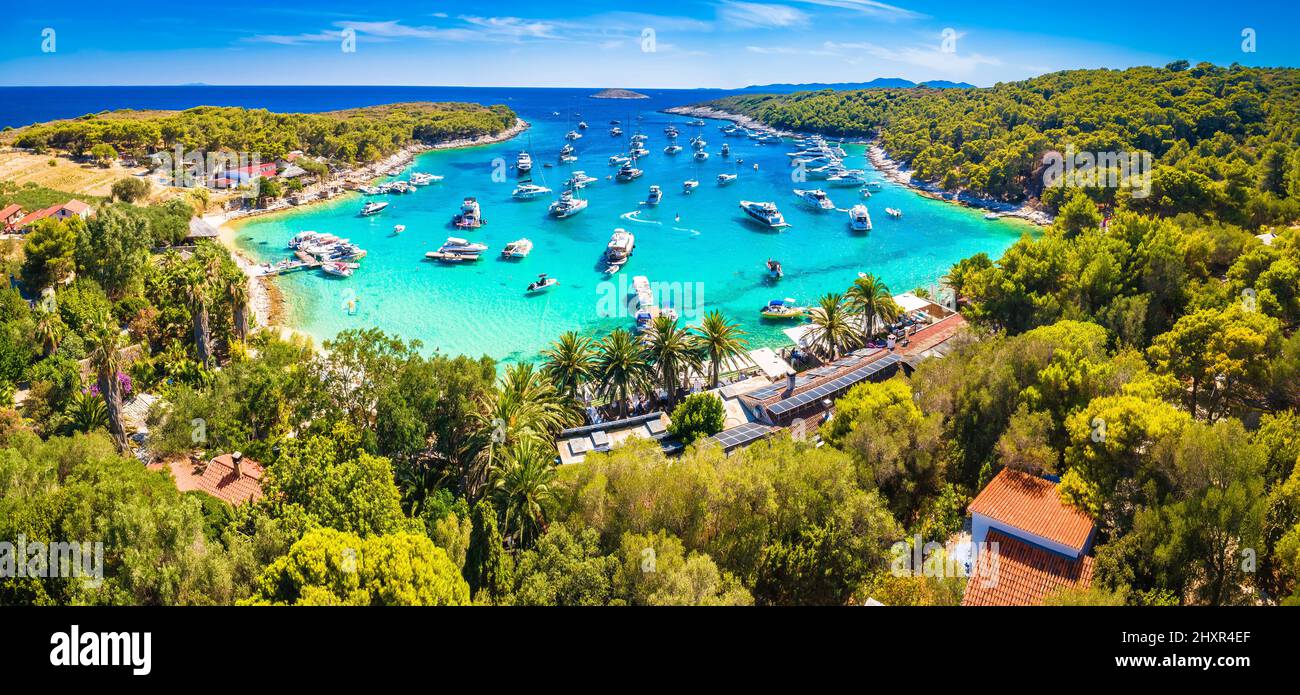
left=822, top=39, right=1001, bottom=74
left=718, top=2, right=811, bottom=29
left=789, top=0, right=925, bottom=20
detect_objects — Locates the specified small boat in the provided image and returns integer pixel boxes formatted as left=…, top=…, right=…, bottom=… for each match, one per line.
left=453, top=197, right=484, bottom=228
left=360, top=201, right=389, bottom=216
left=388, top=181, right=411, bottom=194
left=826, top=172, right=868, bottom=187
left=502, top=238, right=534, bottom=258
left=683, top=179, right=700, bottom=193
left=717, top=173, right=737, bottom=186
left=440, top=237, right=489, bottom=254
left=565, top=171, right=598, bottom=189
left=359, top=185, right=382, bottom=195
left=526, top=274, right=559, bottom=293
left=664, top=126, right=680, bottom=136
left=513, top=183, right=552, bottom=200
left=610, top=120, right=621, bottom=126
left=984, top=212, right=1000, bottom=220
left=693, top=150, right=710, bottom=161
left=865, top=181, right=884, bottom=191
left=615, top=162, right=643, bottom=182
left=721, top=143, right=731, bottom=157
left=794, top=188, right=835, bottom=211
left=604, top=228, right=636, bottom=274
left=767, top=258, right=783, bottom=279
left=565, top=130, right=582, bottom=141
left=630, top=147, right=650, bottom=158
left=663, top=144, right=683, bottom=155
left=516, top=151, right=533, bottom=173
left=630, top=133, right=648, bottom=143
left=689, top=119, right=706, bottom=127
left=849, top=204, right=872, bottom=232
left=690, top=137, right=707, bottom=151
left=578, top=121, right=589, bottom=130
left=321, top=262, right=354, bottom=278
left=647, top=185, right=663, bottom=206
left=549, top=189, right=589, bottom=218
left=739, top=200, right=790, bottom=228
left=885, top=207, right=903, bottom=218
left=560, top=155, right=579, bottom=164
left=409, top=172, right=442, bottom=186
left=609, top=127, right=623, bottom=136
left=761, top=298, right=805, bottom=319
left=609, top=155, right=631, bottom=166
left=392, top=224, right=406, bottom=234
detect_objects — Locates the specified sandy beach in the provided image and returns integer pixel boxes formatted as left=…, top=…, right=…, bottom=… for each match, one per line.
left=206, top=117, right=530, bottom=337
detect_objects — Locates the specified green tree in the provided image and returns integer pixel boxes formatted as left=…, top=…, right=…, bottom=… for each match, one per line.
left=595, top=328, right=653, bottom=417
left=463, top=499, right=512, bottom=602
left=20, top=218, right=79, bottom=292
left=695, top=310, right=748, bottom=388
left=110, top=177, right=151, bottom=203
left=805, top=292, right=857, bottom=359
left=643, top=314, right=702, bottom=408
left=541, top=330, right=597, bottom=402
left=667, top=392, right=726, bottom=445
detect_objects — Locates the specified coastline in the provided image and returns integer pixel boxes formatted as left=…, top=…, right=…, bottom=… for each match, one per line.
left=206, top=117, right=531, bottom=340
left=664, top=105, right=1054, bottom=226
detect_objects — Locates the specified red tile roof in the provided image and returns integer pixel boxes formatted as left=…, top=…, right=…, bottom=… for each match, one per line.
left=0, top=204, right=22, bottom=220
left=62, top=199, right=92, bottom=215
left=969, top=468, right=1095, bottom=551
left=962, top=530, right=1095, bottom=606
left=151, top=454, right=264, bottom=506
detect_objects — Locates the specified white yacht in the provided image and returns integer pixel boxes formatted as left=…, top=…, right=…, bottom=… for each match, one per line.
left=609, top=126, right=623, bottom=136
left=502, top=238, right=534, bottom=258
left=794, top=188, right=835, bottom=211
left=647, top=185, right=663, bottom=206
left=721, top=143, right=731, bottom=157
left=440, top=237, right=488, bottom=253
left=409, top=172, right=442, bottom=186
left=849, top=204, right=872, bottom=232
left=604, top=229, right=635, bottom=273
left=693, top=150, right=710, bottom=161
left=549, top=189, right=588, bottom=218
left=512, top=183, right=552, bottom=200
left=682, top=179, right=700, bottom=193
left=516, top=151, right=533, bottom=173
left=664, top=143, right=683, bottom=155
left=615, top=161, right=643, bottom=182
left=885, top=207, right=903, bottom=218
left=609, top=155, right=631, bottom=166
left=452, top=197, right=483, bottom=229
left=360, top=201, right=389, bottom=216
left=565, top=130, right=582, bottom=141
left=717, top=173, right=737, bottom=186
left=739, top=200, right=790, bottom=228
left=690, top=136, right=707, bottom=151
left=578, top=121, right=589, bottom=130
left=826, top=172, right=868, bottom=187
left=565, top=171, right=598, bottom=189
left=630, top=146, right=650, bottom=158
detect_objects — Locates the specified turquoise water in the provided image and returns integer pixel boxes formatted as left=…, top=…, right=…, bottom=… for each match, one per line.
left=232, top=103, right=1030, bottom=364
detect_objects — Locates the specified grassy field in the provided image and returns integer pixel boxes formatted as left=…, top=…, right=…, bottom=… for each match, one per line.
left=0, top=149, right=145, bottom=199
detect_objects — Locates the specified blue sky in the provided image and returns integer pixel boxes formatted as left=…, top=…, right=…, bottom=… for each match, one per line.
left=0, top=1, right=1295, bottom=88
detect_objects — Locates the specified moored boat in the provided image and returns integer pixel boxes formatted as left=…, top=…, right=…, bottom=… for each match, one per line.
left=453, top=197, right=484, bottom=228
left=760, top=298, right=805, bottom=319
left=360, top=201, right=389, bottom=216
left=849, top=204, right=872, bottom=232
left=739, top=200, right=790, bottom=228
left=502, top=238, right=534, bottom=258
left=548, top=189, right=588, bottom=218
left=794, top=188, right=835, bottom=211
left=526, top=274, right=559, bottom=293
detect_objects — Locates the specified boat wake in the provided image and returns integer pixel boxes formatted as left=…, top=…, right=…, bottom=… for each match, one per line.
left=671, top=227, right=702, bottom=236
left=620, top=210, right=661, bottom=226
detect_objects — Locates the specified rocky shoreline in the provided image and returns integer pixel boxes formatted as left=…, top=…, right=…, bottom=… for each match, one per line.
left=665, top=105, right=1053, bottom=226
left=207, top=118, right=531, bottom=335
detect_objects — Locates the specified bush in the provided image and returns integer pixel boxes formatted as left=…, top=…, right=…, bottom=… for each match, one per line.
left=110, top=177, right=151, bottom=204
left=667, top=393, right=726, bottom=445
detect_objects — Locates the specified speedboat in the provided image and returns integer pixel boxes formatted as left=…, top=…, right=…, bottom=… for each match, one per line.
left=689, top=119, right=706, bottom=127
left=615, top=162, right=643, bottom=182
left=453, top=197, right=483, bottom=228
left=549, top=190, right=588, bottom=218
left=516, top=151, right=533, bottom=173
left=826, top=172, right=868, bottom=187
left=360, top=201, right=389, bottom=216
left=717, top=173, right=737, bottom=186
left=502, top=238, right=534, bottom=258
left=767, top=259, right=784, bottom=279
left=693, top=150, right=710, bottom=161
left=794, top=188, right=835, bottom=211
left=288, top=231, right=340, bottom=250
left=558, top=144, right=576, bottom=160
left=609, top=155, right=631, bottom=166
left=565, top=130, right=582, bottom=141
left=526, top=274, right=559, bottom=293
left=609, top=127, right=623, bottom=136
left=682, top=179, right=700, bottom=193
left=440, top=237, right=489, bottom=254
left=410, top=172, right=442, bottom=186
left=578, top=121, right=589, bottom=130
left=359, top=185, right=382, bottom=195
left=849, top=204, right=872, bottom=232
left=321, top=262, right=354, bottom=278
left=760, top=298, right=805, bottom=319
left=392, top=224, right=406, bottom=234
left=720, top=143, right=730, bottom=157
left=425, top=250, right=480, bottom=263
left=512, top=183, right=552, bottom=200
left=630, top=146, right=650, bottom=158
left=388, top=181, right=411, bottom=194
left=647, top=185, right=663, bottom=206
left=739, top=200, right=790, bottom=228
left=630, top=133, right=648, bottom=144
left=885, top=207, right=903, bottom=218
left=565, top=171, right=598, bottom=189
left=664, top=144, right=683, bottom=155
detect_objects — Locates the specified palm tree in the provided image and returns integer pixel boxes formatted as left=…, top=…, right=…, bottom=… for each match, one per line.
left=805, top=292, right=857, bottom=360
left=490, top=439, right=558, bottom=548
left=65, top=390, right=108, bottom=433
left=596, top=328, right=653, bottom=417
left=85, top=311, right=129, bottom=452
left=35, top=309, right=65, bottom=357
left=696, top=310, right=748, bottom=388
left=845, top=273, right=899, bottom=340
left=228, top=274, right=250, bottom=343
left=644, top=314, right=702, bottom=408
left=474, top=362, right=579, bottom=496
left=541, top=331, right=597, bottom=403
left=184, top=266, right=212, bottom=367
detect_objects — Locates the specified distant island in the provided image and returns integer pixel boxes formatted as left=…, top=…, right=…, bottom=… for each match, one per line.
left=590, top=88, right=649, bottom=99
left=738, top=78, right=977, bottom=93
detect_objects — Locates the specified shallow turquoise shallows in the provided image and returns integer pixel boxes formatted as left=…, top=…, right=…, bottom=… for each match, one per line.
left=232, top=106, right=1031, bottom=364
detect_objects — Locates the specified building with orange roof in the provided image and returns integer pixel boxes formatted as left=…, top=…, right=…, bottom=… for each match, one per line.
left=150, top=452, right=264, bottom=506
left=961, top=468, right=1098, bottom=605
left=0, top=204, right=24, bottom=232
left=13, top=199, right=94, bottom=232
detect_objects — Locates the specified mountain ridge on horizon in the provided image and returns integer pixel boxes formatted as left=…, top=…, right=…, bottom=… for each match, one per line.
left=738, top=78, right=978, bottom=92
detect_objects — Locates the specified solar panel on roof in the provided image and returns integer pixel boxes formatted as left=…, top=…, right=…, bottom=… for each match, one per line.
left=767, top=354, right=902, bottom=417
left=710, top=422, right=773, bottom=449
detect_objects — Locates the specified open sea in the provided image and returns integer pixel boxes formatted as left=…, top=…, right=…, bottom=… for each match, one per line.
left=0, top=86, right=1033, bottom=364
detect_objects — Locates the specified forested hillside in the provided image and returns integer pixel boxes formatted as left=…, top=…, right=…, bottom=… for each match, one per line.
left=711, top=63, right=1300, bottom=222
